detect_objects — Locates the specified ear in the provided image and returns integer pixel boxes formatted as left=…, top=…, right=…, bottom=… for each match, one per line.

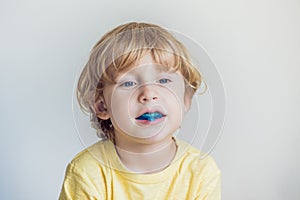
left=94, top=98, right=110, bottom=120
left=183, top=88, right=193, bottom=113
left=184, top=94, right=192, bottom=113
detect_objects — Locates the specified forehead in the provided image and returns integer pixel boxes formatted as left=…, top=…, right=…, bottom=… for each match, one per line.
left=135, top=53, right=153, bottom=64
left=117, top=64, right=170, bottom=80
left=119, top=53, right=174, bottom=72
left=115, top=54, right=177, bottom=80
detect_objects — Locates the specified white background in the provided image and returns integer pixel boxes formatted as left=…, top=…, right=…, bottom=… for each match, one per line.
left=0, top=0, right=299, bottom=199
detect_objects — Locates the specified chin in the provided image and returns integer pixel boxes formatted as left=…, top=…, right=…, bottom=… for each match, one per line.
left=134, top=131, right=173, bottom=145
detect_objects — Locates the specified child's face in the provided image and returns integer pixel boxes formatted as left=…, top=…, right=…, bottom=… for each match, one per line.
left=101, top=54, right=191, bottom=143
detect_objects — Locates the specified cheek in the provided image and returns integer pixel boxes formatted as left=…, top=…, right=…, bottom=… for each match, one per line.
left=111, top=94, right=128, bottom=113
left=164, top=85, right=186, bottom=108
left=109, top=92, right=134, bottom=125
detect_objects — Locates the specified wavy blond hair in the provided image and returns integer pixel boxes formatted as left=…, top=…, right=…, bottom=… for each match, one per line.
left=76, top=22, right=207, bottom=142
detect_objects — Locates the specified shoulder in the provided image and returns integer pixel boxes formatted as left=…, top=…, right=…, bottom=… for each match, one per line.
left=60, top=140, right=111, bottom=199
left=175, top=138, right=221, bottom=178
left=174, top=138, right=221, bottom=197
left=68, top=139, right=112, bottom=173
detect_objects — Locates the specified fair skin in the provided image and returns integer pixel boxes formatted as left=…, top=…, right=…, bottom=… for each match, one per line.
left=96, top=54, right=192, bottom=174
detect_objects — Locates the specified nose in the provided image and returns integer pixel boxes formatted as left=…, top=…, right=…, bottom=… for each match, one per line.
left=138, top=84, right=158, bottom=103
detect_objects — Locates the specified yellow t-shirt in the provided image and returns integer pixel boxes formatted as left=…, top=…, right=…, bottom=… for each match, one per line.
left=59, top=138, right=221, bottom=200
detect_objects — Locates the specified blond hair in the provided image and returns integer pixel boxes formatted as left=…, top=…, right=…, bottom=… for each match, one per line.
left=76, top=22, right=206, bottom=141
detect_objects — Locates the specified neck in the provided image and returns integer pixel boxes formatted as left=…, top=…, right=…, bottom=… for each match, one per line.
left=114, top=138, right=177, bottom=174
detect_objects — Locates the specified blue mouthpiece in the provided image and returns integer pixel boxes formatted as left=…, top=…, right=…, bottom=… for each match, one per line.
left=136, top=112, right=164, bottom=121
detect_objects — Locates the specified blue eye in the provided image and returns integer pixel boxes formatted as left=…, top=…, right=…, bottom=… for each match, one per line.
left=121, top=81, right=136, bottom=87
left=158, top=78, right=171, bottom=84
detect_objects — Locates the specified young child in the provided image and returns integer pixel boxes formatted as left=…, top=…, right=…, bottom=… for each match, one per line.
left=59, top=22, right=221, bottom=200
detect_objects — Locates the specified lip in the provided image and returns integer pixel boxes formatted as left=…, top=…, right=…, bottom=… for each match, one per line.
left=135, top=109, right=167, bottom=125
left=135, top=116, right=166, bottom=125
left=135, top=109, right=167, bottom=119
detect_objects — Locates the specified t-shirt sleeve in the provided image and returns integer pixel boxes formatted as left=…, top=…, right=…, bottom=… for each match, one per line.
left=58, top=162, right=103, bottom=200
left=195, top=173, right=221, bottom=200
left=194, top=157, right=222, bottom=200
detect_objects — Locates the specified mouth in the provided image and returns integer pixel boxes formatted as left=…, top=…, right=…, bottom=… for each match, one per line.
left=135, top=111, right=166, bottom=122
